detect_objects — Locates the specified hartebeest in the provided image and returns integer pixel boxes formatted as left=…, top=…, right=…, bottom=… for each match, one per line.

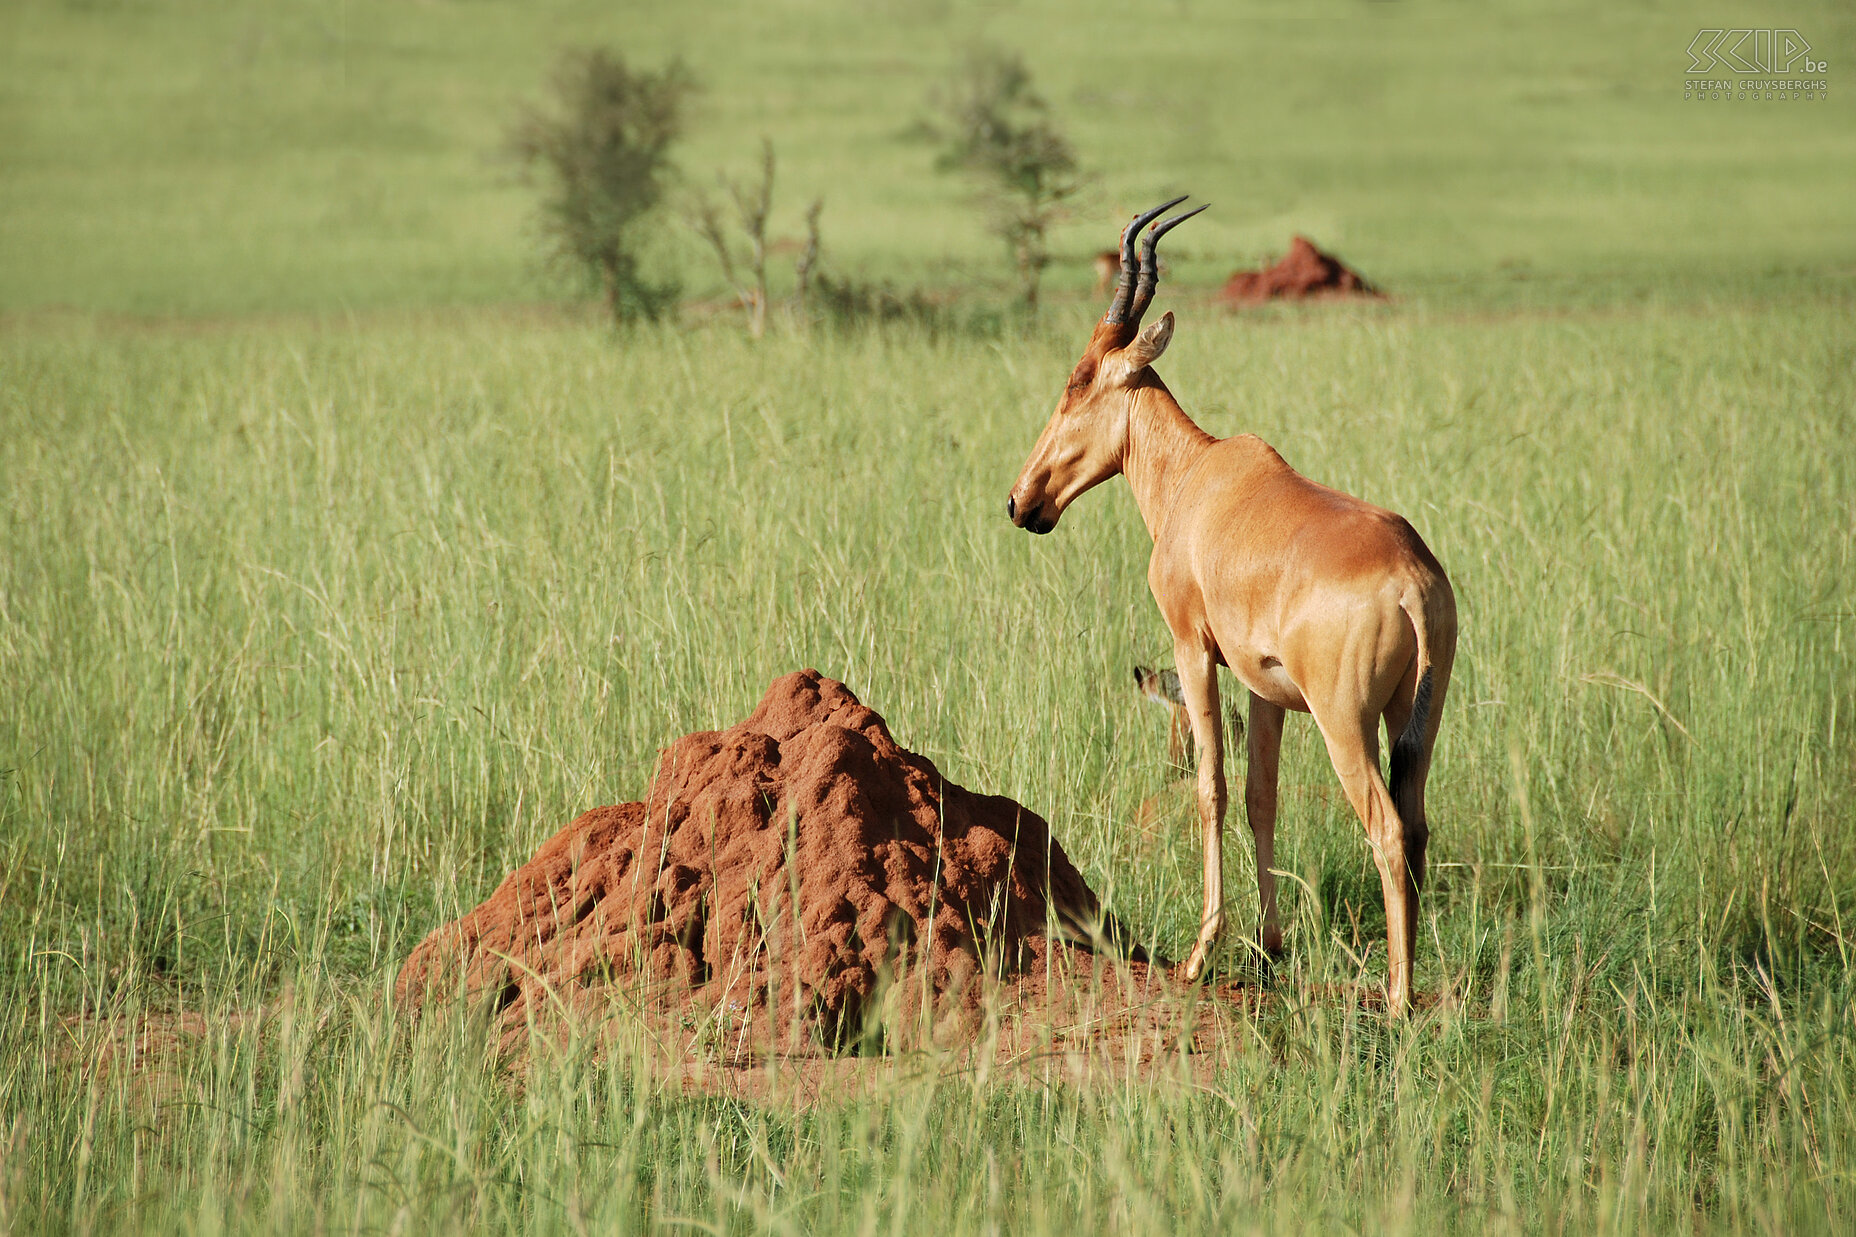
left=1006, top=197, right=1456, bottom=1013
left=1133, top=664, right=1191, bottom=766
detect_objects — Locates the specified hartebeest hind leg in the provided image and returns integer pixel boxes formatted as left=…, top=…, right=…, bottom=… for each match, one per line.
left=1174, top=641, right=1227, bottom=982
left=1379, top=620, right=1454, bottom=1001
left=1245, top=694, right=1287, bottom=958
left=1311, top=709, right=1418, bottom=1011
left=1385, top=625, right=1452, bottom=891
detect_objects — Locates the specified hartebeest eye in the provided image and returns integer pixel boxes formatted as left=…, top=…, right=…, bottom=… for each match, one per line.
left=1066, top=359, right=1097, bottom=393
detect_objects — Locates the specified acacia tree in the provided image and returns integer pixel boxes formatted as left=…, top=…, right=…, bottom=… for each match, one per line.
left=508, top=49, right=694, bottom=323
left=931, top=48, right=1086, bottom=314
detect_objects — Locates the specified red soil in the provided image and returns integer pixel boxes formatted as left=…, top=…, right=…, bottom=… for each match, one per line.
left=1221, top=235, right=1382, bottom=305
left=395, top=670, right=1141, bottom=1052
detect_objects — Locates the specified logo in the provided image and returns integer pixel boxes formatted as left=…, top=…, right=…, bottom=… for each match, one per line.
left=1686, top=30, right=1822, bottom=75
left=1683, top=30, right=1827, bottom=101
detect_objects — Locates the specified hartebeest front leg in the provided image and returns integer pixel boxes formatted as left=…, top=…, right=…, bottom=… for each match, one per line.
left=1175, top=641, right=1226, bottom=982
left=1245, top=694, right=1286, bottom=958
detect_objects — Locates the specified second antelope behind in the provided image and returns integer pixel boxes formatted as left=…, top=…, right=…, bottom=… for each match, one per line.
left=1006, top=197, right=1457, bottom=1014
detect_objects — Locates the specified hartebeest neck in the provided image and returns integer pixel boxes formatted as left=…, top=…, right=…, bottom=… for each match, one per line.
left=1121, top=380, right=1216, bottom=540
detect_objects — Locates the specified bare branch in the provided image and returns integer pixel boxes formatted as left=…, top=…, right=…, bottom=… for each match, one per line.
left=794, top=198, right=823, bottom=313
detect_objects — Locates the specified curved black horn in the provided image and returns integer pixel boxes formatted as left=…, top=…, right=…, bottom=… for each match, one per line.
left=1103, top=195, right=1188, bottom=326
left=1129, top=202, right=1209, bottom=323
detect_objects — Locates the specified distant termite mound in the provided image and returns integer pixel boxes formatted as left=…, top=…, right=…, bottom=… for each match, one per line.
left=396, top=670, right=1125, bottom=1050
left=1221, top=235, right=1383, bottom=305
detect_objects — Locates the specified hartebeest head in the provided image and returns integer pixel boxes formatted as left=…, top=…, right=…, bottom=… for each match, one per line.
left=1006, top=196, right=1207, bottom=534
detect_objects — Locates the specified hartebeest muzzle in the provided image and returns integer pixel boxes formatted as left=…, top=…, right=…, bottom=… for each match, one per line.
left=1006, top=493, right=1056, bottom=535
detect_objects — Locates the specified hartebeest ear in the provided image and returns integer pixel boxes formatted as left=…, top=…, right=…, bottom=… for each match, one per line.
left=1123, top=311, right=1175, bottom=370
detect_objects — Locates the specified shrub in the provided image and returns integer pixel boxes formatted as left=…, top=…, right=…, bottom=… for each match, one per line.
left=929, top=48, right=1086, bottom=315
left=508, top=49, right=695, bottom=323
left=810, top=274, right=947, bottom=333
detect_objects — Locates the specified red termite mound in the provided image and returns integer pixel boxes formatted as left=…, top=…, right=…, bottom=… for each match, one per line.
left=396, top=670, right=1122, bottom=1048
left=1221, top=235, right=1383, bottom=305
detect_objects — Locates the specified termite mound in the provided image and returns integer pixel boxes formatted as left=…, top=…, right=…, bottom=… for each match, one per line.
left=396, top=670, right=1128, bottom=1052
left=1221, top=235, right=1383, bottom=305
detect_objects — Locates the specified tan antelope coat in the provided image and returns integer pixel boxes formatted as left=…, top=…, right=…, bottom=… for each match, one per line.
left=1006, top=200, right=1456, bottom=1013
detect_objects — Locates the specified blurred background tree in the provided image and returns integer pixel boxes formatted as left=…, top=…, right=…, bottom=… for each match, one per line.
left=929, top=47, right=1087, bottom=315
left=508, top=49, right=694, bottom=323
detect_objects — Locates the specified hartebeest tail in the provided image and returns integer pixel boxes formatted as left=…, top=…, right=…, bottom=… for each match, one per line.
left=1387, top=600, right=1437, bottom=894
left=1388, top=669, right=1432, bottom=879
left=1005, top=195, right=1457, bottom=1014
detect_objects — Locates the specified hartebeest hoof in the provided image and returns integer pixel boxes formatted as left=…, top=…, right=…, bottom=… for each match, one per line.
left=1183, top=948, right=1210, bottom=983
left=1250, top=928, right=1285, bottom=983
left=1184, top=925, right=1222, bottom=982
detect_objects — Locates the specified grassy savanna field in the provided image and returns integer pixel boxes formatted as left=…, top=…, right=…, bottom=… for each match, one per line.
left=4, top=1, right=1856, bottom=1232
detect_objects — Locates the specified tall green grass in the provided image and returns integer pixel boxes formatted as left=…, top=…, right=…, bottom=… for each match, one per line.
left=3, top=288, right=1853, bottom=1231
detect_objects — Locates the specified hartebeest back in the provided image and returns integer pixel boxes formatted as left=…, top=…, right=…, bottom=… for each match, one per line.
left=1006, top=197, right=1456, bottom=1013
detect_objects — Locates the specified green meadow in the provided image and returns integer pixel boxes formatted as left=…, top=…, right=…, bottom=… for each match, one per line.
left=3, top=1, right=1855, bottom=1232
